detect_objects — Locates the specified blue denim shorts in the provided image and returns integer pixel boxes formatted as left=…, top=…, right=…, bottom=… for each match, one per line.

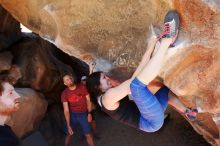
left=64, top=112, right=91, bottom=135
left=154, top=85, right=169, bottom=111
left=130, top=78, right=169, bottom=132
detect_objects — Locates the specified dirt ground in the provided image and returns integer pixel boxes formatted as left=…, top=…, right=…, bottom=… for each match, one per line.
left=47, top=106, right=211, bottom=146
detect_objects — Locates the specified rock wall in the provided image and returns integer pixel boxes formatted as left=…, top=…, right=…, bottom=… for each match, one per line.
left=0, top=6, right=21, bottom=51
left=0, top=0, right=220, bottom=145
left=8, top=34, right=88, bottom=99
left=0, top=0, right=172, bottom=72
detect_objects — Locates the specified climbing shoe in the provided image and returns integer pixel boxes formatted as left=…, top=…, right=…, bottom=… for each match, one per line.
left=157, top=10, right=180, bottom=46
left=184, top=108, right=198, bottom=121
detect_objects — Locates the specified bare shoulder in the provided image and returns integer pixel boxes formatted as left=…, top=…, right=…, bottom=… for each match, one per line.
left=102, top=89, right=120, bottom=110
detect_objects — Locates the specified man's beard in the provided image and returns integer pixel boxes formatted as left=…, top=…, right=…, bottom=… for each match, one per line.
left=0, top=104, right=18, bottom=116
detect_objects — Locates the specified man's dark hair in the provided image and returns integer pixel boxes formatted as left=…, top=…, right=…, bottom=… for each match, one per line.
left=62, top=72, right=78, bottom=83
left=86, top=71, right=103, bottom=105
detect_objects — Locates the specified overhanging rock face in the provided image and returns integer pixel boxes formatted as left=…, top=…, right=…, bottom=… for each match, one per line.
left=0, top=0, right=220, bottom=145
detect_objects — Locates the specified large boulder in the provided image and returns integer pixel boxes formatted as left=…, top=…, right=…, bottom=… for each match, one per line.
left=0, top=0, right=170, bottom=70
left=9, top=34, right=88, bottom=99
left=1, top=0, right=220, bottom=145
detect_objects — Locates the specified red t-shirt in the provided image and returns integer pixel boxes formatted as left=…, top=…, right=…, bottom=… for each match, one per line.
left=61, top=84, right=88, bottom=113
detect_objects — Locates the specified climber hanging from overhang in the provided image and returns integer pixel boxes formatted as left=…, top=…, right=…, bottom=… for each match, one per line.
left=86, top=10, right=198, bottom=133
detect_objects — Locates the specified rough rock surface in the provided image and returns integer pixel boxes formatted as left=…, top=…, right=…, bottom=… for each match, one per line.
left=7, top=88, right=48, bottom=138
left=0, top=6, right=21, bottom=51
left=0, top=51, right=13, bottom=72
left=0, top=0, right=220, bottom=145
left=9, top=34, right=88, bottom=100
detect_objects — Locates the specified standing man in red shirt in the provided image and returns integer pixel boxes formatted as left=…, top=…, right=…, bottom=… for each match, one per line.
left=61, top=74, right=94, bottom=146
